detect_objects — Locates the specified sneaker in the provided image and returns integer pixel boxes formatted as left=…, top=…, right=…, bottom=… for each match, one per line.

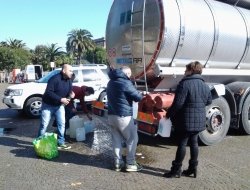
left=126, top=162, right=143, bottom=172
left=114, top=163, right=125, bottom=172
left=58, top=144, right=71, bottom=150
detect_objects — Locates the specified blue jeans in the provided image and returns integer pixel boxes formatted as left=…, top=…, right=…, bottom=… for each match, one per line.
left=52, top=104, right=76, bottom=130
left=38, top=102, right=66, bottom=145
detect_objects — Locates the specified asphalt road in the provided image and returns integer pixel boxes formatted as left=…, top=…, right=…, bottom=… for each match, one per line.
left=0, top=83, right=250, bottom=190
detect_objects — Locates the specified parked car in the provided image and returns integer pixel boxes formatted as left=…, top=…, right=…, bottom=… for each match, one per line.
left=2, top=64, right=109, bottom=118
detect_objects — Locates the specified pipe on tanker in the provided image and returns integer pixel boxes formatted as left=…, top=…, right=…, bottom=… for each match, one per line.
left=216, top=0, right=250, bottom=9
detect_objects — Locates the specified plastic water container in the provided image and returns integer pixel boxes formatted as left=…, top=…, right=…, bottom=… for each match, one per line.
left=157, top=118, right=172, bottom=137
left=65, top=128, right=70, bottom=136
left=132, top=101, right=138, bottom=119
left=76, top=127, right=86, bottom=141
left=84, top=121, right=94, bottom=134
left=69, top=116, right=84, bottom=138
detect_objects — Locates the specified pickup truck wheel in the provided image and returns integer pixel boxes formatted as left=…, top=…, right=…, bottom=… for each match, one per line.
left=240, top=95, right=250, bottom=134
left=199, top=97, right=230, bottom=146
left=98, top=91, right=107, bottom=103
left=24, top=97, right=42, bottom=118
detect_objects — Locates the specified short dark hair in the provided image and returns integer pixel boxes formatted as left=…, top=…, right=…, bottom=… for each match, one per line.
left=86, top=87, right=94, bottom=95
left=186, top=61, right=203, bottom=74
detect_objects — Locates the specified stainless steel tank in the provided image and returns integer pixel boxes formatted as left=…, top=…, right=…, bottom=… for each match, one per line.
left=106, top=0, right=250, bottom=82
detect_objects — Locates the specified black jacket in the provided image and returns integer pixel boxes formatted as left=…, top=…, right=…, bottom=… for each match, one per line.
left=107, top=68, right=143, bottom=116
left=166, top=74, right=212, bottom=132
left=42, top=72, right=72, bottom=106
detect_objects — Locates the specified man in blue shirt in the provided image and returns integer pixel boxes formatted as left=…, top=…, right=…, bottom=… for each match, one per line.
left=38, top=64, right=74, bottom=150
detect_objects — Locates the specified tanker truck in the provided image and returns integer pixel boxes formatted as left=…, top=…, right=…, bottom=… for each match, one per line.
left=102, top=0, right=250, bottom=145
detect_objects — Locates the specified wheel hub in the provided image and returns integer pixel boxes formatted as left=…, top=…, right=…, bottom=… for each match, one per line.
left=30, top=101, right=42, bottom=115
left=207, top=108, right=224, bottom=133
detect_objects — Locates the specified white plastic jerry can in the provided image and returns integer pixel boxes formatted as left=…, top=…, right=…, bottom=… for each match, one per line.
left=76, top=127, right=86, bottom=141
left=69, top=116, right=84, bottom=138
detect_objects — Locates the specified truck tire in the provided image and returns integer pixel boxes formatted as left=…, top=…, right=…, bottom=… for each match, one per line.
left=240, top=95, right=250, bottom=134
left=98, top=91, right=108, bottom=103
left=199, top=97, right=230, bottom=146
left=24, top=97, right=42, bottom=118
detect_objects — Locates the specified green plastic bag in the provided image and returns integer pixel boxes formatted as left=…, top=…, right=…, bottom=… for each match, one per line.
left=33, top=132, right=58, bottom=159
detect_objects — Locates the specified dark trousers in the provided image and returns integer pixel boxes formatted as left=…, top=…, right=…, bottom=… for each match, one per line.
left=174, top=132, right=199, bottom=164
left=64, top=105, right=76, bottom=129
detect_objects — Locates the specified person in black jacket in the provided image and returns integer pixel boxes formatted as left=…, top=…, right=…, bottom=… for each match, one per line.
left=163, top=61, right=212, bottom=178
left=107, top=66, right=143, bottom=172
left=37, top=64, right=74, bottom=150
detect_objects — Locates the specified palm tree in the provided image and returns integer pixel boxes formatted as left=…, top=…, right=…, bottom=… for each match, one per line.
left=30, top=45, right=48, bottom=69
left=45, top=43, right=64, bottom=61
left=32, top=45, right=46, bottom=62
left=45, top=43, right=65, bottom=69
left=7, top=38, right=26, bottom=48
left=66, top=29, right=95, bottom=64
left=0, top=41, right=8, bottom=47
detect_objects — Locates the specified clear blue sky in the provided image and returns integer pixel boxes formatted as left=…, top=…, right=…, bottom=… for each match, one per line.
left=0, top=0, right=113, bottom=50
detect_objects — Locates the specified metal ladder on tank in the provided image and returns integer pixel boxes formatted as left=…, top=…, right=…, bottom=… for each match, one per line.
left=131, top=0, right=148, bottom=93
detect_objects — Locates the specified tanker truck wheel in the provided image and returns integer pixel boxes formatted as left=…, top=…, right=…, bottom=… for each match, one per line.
left=240, top=95, right=250, bottom=134
left=199, top=97, right=230, bottom=146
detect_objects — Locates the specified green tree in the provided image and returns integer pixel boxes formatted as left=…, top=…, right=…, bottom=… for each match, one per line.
left=45, top=43, right=65, bottom=62
left=0, top=46, right=31, bottom=71
left=31, top=45, right=48, bottom=70
left=7, top=38, right=26, bottom=49
left=86, top=46, right=108, bottom=64
left=66, top=29, right=95, bottom=64
left=56, top=53, right=75, bottom=66
left=94, top=46, right=107, bottom=64
left=0, top=41, right=8, bottom=47
left=45, top=43, right=65, bottom=69
left=0, top=47, right=14, bottom=71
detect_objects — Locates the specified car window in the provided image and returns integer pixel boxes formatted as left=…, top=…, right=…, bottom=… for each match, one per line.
left=36, top=66, right=108, bottom=84
left=82, top=69, right=101, bottom=82
left=101, top=68, right=109, bottom=79
left=37, top=69, right=60, bottom=83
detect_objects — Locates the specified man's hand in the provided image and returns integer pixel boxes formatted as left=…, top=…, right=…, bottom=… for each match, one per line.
left=69, top=91, right=75, bottom=99
left=61, top=97, right=70, bottom=105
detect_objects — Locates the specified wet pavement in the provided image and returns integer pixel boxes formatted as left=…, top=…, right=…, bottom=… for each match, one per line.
left=0, top=83, right=250, bottom=190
